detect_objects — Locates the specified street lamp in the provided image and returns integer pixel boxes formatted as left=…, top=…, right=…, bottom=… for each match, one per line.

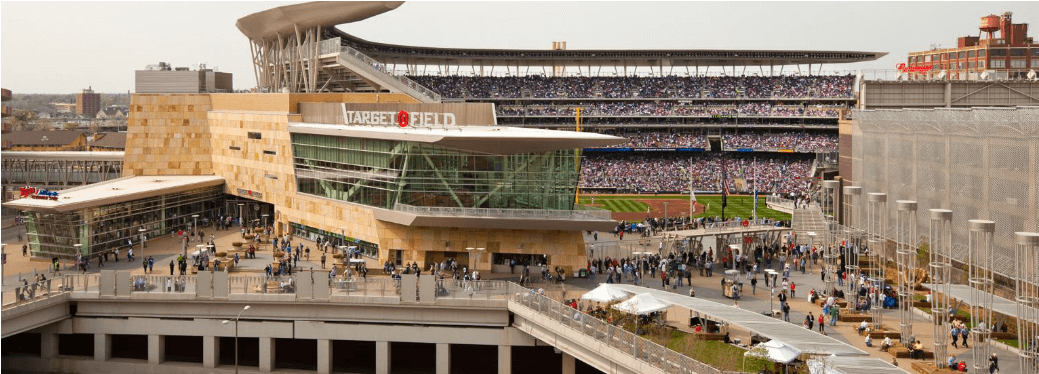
left=222, top=305, right=251, bottom=374
left=2, top=244, right=7, bottom=286
left=663, top=202, right=669, bottom=232
left=138, top=228, right=146, bottom=265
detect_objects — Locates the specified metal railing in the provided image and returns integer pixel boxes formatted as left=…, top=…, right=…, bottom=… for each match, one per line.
left=338, top=46, right=443, bottom=103
left=702, top=218, right=779, bottom=233
left=506, top=283, right=732, bottom=374
left=437, top=279, right=510, bottom=300
left=393, top=203, right=613, bottom=221
left=1, top=278, right=66, bottom=310
left=330, top=277, right=399, bottom=297
left=130, top=274, right=193, bottom=293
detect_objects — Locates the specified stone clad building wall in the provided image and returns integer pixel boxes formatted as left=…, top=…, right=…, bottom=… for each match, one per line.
left=125, top=92, right=589, bottom=273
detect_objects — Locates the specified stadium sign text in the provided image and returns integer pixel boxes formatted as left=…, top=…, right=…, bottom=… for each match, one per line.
left=19, top=187, right=59, bottom=201
left=340, top=105, right=456, bottom=128
left=896, top=63, right=932, bottom=73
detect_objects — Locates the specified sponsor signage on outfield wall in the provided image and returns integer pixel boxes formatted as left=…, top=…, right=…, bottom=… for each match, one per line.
left=341, top=107, right=457, bottom=127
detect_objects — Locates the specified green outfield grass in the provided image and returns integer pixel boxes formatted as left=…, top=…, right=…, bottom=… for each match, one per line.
left=579, top=195, right=791, bottom=221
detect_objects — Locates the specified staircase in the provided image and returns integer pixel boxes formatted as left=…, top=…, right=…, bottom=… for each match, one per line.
left=792, top=205, right=828, bottom=245
left=333, top=47, right=441, bottom=103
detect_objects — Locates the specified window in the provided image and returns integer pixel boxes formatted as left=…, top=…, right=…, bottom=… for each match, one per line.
left=979, top=61, right=985, bottom=69
left=1033, top=49, right=1039, bottom=56
left=991, top=49, right=1007, bottom=57
left=1010, top=49, right=1026, bottom=56
left=247, top=132, right=262, bottom=140
left=1010, top=59, right=1026, bottom=68
left=991, top=60, right=1006, bottom=68
left=968, top=50, right=976, bottom=58
left=947, top=53, right=954, bottom=60
left=978, top=50, right=986, bottom=57
left=969, top=61, right=976, bottom=69
left=958, top=51, right=966, bottom=59
left=909, top=56, right=915, bottom=63
left=263, top=150, right=277, bottom=155
left=265, top=174, right=278, bottom=180
left=931, top=54, right=939, bottom=61
left=229, top=146, right=241, bottom=151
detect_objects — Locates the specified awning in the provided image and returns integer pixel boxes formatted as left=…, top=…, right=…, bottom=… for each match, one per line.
left=581, top=284, right=632, bottom=303
left=611, top=293, right=673, bottom=315
left=745, top=339, right=802, bottom=364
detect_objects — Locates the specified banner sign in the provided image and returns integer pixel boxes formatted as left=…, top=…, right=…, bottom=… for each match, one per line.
left=19, top=187, right=59, bottom=201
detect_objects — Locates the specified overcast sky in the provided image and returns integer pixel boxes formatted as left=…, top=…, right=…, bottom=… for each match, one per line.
left=2, top=1, right=1036, bottom=93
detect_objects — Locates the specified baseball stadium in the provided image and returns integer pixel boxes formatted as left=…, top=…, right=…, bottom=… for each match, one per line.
left=6, top=1, right=882, bottom=274
left=6, top=2, right=1039, bottom=374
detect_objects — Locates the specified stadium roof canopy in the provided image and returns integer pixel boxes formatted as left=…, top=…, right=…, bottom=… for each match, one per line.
left=237, top=2, right=886, bottom=68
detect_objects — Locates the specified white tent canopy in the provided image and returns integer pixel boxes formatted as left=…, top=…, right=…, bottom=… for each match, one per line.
left=611, top=293, right=673, bottom=315
left=745, top=339, right=802, bottom=364
left=581, top=284, right=632, bottom=303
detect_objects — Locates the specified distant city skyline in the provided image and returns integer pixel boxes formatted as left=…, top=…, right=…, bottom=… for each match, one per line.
left=2, top=1, right=1036, bottom=93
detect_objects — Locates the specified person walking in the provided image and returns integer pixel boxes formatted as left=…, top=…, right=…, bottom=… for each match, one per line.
left=818, top=314, right=826, bottom=334
left=751, top=276, right=758, bottom=295
left=148, top=257, right=154, bottom=273
left=320, top=253, right=327, bottom=269
left=142, top=258, right=149, bottom=273
left=169, top=260, right=175, bottom=275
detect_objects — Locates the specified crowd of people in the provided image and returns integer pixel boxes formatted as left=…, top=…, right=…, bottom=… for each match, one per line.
left=579, top=153, right=812, bottom=195
left=408, top=74, right=855, bottom=99
left=602, top=130, right=708, bottom=149
left=722, top=131, right=837, bottom=151
left=496, top=102, right=845, bottom=117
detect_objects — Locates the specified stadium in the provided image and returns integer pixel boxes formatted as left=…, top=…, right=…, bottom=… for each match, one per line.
left=7, top=1, right=884, bottom=273
left=5, top=2, right=1039, bottom=374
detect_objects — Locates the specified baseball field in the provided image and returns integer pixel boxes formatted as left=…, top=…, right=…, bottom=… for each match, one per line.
left=577, top=194, right=791, bottom=222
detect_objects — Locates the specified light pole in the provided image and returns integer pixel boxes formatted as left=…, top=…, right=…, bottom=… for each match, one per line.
left=138, top=228, right=146, bottom=264
left=222, top=305, right=251, bottom=374
left=262, top=214, right=269, bottom=250
left=663, top=202, right=669, bottom=232
left=681, top=166, right=694, bottom=222
left=2, top=244, right=7, bottom=286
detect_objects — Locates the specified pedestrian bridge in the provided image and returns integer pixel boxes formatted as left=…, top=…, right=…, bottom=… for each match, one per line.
left=2, top=271, right=891, bottom=374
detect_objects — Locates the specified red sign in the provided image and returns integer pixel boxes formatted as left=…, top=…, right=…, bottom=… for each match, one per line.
left=742, top=220, right=750, bottom=227
left=896, top=63, right=932, bottom=73
left=19, top=187, right=58, bottom=201
left=396, top=110, right=409, bottom=128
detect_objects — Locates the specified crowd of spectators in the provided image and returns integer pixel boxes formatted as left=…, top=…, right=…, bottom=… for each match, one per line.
left=408, top=74, right=855, bottom=99
left=579, top=153, right=812, bottom=195
left=602, top=130, right=708, bottom=149
left=722, top=132, right=837, bottom=151
left=496, top=102, right=844, bottom=117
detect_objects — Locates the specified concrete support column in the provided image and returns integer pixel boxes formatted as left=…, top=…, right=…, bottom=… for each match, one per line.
left=317, top=339, right=331, bottom=374
left=498, top=345, right=511, bottom=374
left=436, top=343, right=450, bottom=374
left=93, top=333, right=110, bottom=361
left=148, top=334, right=165, bottom=364
left=259, top=337, right=275, bottom=372
left=203, top=335, right=219, bottom=369
left=376, top=341, right=391, bottom=374
left=41, top=333, right=58, bottom=359
left=562, top=352, right=575, bottom=374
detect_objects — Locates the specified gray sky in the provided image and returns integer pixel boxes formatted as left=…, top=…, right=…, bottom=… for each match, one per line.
left=2, top=1, right=1036, bottom=93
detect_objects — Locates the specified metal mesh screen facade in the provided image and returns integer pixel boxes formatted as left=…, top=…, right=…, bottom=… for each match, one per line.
left=851, top=107, right=1039, bottom=278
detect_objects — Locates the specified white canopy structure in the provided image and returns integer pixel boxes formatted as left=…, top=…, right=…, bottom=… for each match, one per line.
left=581, top=284, right=632, bottom=303
left=745, top=339, right=802, bottom=364
left=611, top=293, right=673, bottom=315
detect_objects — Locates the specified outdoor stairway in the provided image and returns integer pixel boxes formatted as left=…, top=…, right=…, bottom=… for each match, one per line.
left=792, top=205, right=828, bottom=245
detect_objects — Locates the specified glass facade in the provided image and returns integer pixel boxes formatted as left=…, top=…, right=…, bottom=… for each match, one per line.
left=291, top=134, right=580, bottom=211
left=289, top=222, right=378, bottom=258
left=22, top=186, right=225, bottom=258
